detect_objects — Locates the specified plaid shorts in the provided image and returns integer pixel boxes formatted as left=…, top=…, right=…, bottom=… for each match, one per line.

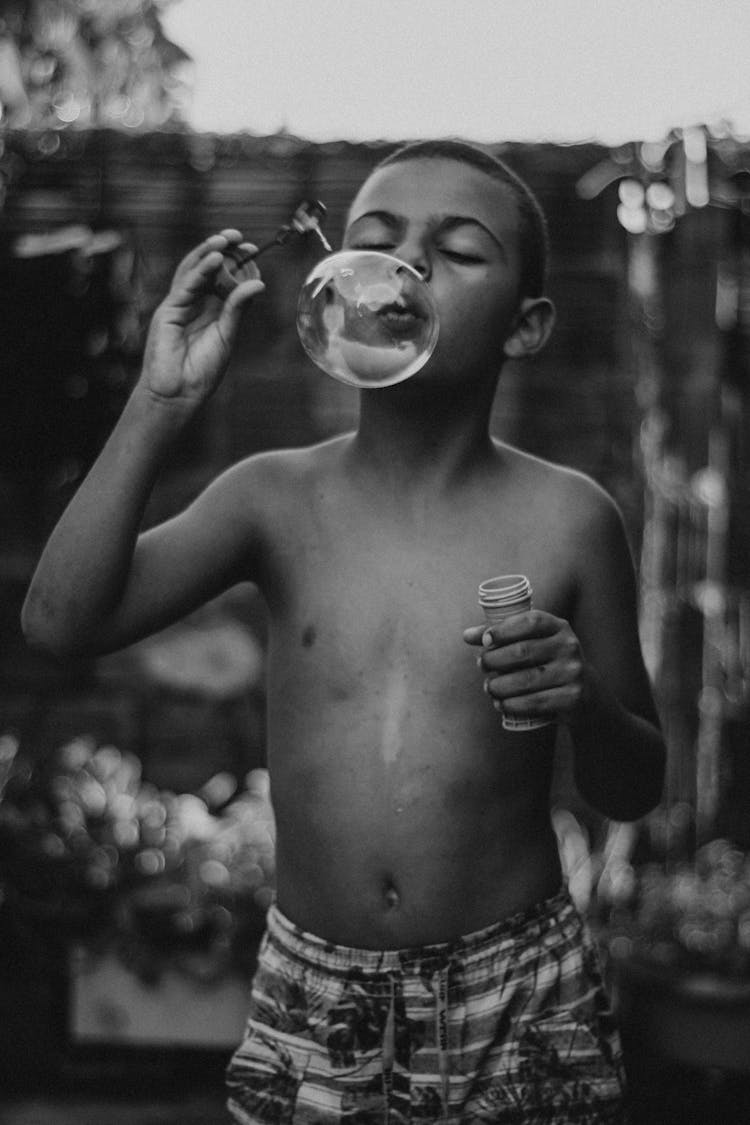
left=226, top=887, right=625, bottom=1124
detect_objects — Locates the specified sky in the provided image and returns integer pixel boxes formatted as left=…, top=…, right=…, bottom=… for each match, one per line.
left=162, top=0, right=750, bottom=144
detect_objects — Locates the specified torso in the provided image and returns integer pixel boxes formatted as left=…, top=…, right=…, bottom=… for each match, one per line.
left=251, top=435, right=583, bottom=948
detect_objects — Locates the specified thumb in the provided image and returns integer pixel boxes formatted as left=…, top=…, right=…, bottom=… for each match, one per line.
left=462, top=624, right=487, bottom=647
left=218, top=277, right=266, bottom=335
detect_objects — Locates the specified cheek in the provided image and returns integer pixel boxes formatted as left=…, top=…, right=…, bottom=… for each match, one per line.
left=436, top=285, right=517, bottom=357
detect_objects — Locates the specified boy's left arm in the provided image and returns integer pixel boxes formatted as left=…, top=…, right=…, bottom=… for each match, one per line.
left=465, top=489, right=666, bottom=823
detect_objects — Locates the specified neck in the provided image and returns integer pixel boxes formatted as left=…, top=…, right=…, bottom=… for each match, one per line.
left=349, top=373, right=498, bottom=494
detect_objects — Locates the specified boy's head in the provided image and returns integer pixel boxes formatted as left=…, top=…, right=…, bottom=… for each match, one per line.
left=372, top=139, right=550, bottom=302
left=343, top=138, right=556, bottom=377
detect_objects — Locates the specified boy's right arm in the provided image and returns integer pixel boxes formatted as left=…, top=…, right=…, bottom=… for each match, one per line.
left=22, top=231, right=266, bottom=658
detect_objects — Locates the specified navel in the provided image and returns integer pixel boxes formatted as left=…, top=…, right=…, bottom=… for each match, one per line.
left=301, top=624, right=317, bottom=648
left=383, top=879, right=401, bottom=910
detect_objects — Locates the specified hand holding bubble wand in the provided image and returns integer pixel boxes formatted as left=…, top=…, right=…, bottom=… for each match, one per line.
left=216, top=199, right=440, bottom=389
left=214, top=199, right=332, bottom=296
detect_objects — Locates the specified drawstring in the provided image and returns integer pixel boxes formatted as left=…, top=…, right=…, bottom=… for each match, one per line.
left=433, top=965, right=450, bottom=1120
left=382, top=973, right=396, bottom=1124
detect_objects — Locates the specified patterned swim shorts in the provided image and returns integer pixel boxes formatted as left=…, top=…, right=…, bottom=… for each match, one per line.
left=226, top=887, right=625, bottom=1123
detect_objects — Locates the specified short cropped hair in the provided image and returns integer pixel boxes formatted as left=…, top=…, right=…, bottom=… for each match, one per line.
left=373, top=139, right=549, bottom=299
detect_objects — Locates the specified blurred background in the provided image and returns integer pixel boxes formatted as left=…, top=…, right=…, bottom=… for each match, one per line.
left=1, top=2, right=750, bottom=1122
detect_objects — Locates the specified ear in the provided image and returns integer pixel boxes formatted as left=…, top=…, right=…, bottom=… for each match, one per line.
left=503, top=297, right=556, bottom=359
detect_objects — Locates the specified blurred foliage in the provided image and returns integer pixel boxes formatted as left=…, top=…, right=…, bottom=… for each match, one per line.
left=597, top=822, right=750, bottom=980
left=0, top=732, right=275, bottom=982
left=0, top=0, right=191, bottom=131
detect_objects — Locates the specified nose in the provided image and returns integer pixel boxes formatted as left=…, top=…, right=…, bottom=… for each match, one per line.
left=394, top=239, right=431, bottom=281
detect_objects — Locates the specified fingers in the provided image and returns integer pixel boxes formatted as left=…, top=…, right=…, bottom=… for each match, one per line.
left=492, top=684, right=581, bottom=720
left=463, top=610, right=551, bottom=647
left=479, top=632, right=562, bottom=675
left=465, top=610, right=561, bottom=663
left=481, top=646, right=582, bottom=717
left=483, top=658, right=571, bottom=703
left=214, top=243, right=262, bottom=300
left=469, top=610, right=584, bottom=720
left=159, top=236, right=267, bottom=335
left=219, top=276, right=266, bottom=325
left=167, top=247, right=228, bottom=312
left=480, top=610, right=559, bottom=649
left=172, top=232, right=261, bottom=298
left=174, top=230, right=244, bottom=277
left=224, top=240, right=260, bottom=265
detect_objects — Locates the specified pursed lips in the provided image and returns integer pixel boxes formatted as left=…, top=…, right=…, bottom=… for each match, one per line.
left=376, top=300, right=422, bottom=328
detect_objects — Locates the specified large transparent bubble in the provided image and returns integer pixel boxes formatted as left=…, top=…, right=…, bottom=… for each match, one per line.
left=297, top=250, right=439, bottom=388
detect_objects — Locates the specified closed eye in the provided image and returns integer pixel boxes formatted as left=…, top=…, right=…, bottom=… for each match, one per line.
left=348, top=243, right=483, bottom=263
left=349, top=242, right=395, bottom=252
left=441, top=249, right=484, bottom=264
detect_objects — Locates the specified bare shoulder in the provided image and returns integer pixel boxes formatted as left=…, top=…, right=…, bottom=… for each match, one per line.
left=496, top=441, right=623, bottom=533
left=489, top=442, right=632, bottom=604
left=211, top=432, right=354, bottom=514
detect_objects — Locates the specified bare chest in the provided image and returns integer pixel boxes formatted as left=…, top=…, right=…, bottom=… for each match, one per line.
left=265, top=494, right=575, bottom=695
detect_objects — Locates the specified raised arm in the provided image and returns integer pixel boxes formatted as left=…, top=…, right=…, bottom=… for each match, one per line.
left=22, top=230, right=266, bottom=658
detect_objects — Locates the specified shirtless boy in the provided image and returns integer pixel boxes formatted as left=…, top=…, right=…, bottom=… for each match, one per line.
left=23, top=140, right=665, bottom=1123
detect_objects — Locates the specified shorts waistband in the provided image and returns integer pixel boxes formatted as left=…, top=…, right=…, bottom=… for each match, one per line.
left=265, top=885, right=577, bottom=975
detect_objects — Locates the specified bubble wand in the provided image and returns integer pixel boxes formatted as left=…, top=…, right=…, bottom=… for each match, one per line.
left=215, top=199, right=332, bottom=297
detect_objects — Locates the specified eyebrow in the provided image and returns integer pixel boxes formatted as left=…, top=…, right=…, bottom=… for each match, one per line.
left=348, top=210, right=507, bottom=257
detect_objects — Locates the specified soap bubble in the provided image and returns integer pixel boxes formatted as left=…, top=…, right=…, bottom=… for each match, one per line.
left=297, top=250, right=439, bottom=388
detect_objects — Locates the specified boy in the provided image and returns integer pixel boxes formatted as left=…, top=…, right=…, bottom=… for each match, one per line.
left=23, top=140, right=665, bottom=1123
